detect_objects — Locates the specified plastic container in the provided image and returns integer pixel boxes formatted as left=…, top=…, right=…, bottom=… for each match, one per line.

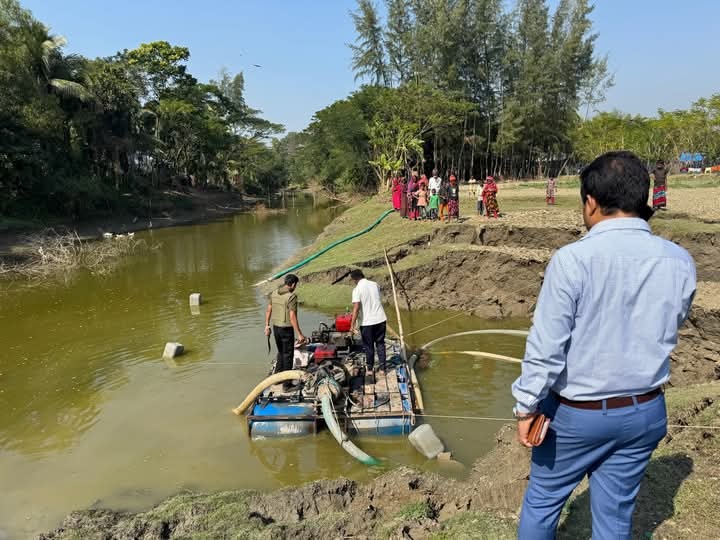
left=335, top=313, right=352, bottom=332
left=408, top=424, right=445, bottom=459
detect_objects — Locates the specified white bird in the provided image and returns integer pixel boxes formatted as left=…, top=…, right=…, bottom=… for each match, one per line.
left=102, top=232, right=113, bottom=239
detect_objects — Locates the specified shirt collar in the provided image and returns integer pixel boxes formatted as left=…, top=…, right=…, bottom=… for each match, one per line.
left=582, top=217, right=651, bottom=240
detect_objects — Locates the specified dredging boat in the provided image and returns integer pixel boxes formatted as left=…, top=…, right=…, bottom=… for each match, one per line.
left=233, top=316, right=424, bottom=446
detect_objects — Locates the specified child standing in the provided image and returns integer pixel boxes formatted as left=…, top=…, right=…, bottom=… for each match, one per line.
left=428, top=189, right=439, bottom=220
left=477, top=183, right=485, bottom=215
left=416, top=185, right=428, bottom=219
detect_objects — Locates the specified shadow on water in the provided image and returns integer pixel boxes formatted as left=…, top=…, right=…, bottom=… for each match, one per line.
left=559, top=454, right=693, bottom=539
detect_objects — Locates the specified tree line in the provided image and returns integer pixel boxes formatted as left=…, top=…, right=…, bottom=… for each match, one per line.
left=282, top=0, right=720, bottom=193
left=0, top=0, right=284, bottom=220
left=281, top=0, right=613, bottom=192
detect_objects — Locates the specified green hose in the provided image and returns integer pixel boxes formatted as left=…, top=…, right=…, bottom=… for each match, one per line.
left=255, top=208, right=395, bottom=286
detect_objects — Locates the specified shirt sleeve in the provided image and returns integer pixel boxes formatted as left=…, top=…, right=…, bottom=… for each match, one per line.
left=678, top=258, right=697, bottom=327
left=287, top=293, right=298, bottom=313
left=511, top=250, right=579, bottom=414
left=352, top=286, right=360, bottom=304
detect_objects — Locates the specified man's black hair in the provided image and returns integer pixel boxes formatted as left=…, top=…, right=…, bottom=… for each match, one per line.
left=350, top=269, right=365, bottom=281
left=284, top=274, right=299, bottom=286
left=580, top=151, right=653, bottom=220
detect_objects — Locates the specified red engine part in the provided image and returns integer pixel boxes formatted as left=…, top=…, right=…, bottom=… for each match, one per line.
left=335, top=313, right=352, bottom=332
left=314, top=344, right=337, bottom=362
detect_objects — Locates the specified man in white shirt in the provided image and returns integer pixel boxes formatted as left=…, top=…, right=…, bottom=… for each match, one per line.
left=349, top=269, right=388, bottom=370
left=428, top=168, right=441, bottom=195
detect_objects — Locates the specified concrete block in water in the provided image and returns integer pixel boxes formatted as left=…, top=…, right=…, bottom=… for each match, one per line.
left=409, top=424, right=444, bottom=459
left=437, top=451, right=453, bottom=462
left=163, top=342, right=184, bottom=359
left=189, top=293, right=202, bottom=306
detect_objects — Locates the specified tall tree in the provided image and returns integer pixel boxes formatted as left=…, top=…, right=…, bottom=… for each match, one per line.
left=384, top=0, right=413, bottom=86
left=349, top=0, right=388, bottom=86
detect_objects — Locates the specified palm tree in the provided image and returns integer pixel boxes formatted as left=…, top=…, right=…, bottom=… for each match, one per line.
left=19, top=19, right=89, bottom=100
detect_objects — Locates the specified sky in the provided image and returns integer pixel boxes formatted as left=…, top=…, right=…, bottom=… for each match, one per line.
left=21, top=0, right=720, bottom=134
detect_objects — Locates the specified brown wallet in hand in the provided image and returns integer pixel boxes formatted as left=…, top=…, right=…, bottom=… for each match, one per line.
left=527, top=414, right=551, bottom=447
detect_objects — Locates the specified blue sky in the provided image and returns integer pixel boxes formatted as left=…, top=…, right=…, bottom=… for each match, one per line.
left=22, top=0, right=720, bottom=133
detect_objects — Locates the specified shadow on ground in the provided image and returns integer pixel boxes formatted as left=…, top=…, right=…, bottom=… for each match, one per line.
left=559, top=454, right=693, bottom=539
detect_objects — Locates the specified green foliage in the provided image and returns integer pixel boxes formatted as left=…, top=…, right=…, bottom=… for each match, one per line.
left=574, top=97, right=720, bottom=166
left=301, top=0, right=614, bottom=189
left=0, top=0, right=284, bottom=221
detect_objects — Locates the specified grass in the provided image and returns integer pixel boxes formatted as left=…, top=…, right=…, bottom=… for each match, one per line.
left=432, top=512, right=517, bottom=539
left=396, top=501, right=435, bottom=521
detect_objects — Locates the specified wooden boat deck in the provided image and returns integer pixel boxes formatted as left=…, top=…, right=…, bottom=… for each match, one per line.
left=349, top=366, right=409, bottom=415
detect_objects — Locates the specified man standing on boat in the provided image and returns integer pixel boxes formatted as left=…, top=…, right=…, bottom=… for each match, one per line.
left=265, top=274, right=306, bottom=374
left=349, top=269, right=388, bottom=371
left=511, top=151, right=696, bottom=540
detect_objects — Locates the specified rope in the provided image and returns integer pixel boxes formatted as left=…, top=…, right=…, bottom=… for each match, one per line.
left=414, top=413, right=720, bottom=430
left=405, top=312, right=466, bottom=337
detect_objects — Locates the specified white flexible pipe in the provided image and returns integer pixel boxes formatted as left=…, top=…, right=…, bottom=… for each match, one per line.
left=433, top=350, right=523, bottom=363
left=420, top=329, right=529, bottom=351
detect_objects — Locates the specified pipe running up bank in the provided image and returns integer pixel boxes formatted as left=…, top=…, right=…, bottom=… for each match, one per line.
left=253, top=209, right=395, bottom=286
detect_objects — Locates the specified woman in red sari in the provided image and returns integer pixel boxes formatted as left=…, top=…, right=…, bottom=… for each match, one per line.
left=391, top=176, right=402, bottom=211
left=482, top=176, right=500, bottom=218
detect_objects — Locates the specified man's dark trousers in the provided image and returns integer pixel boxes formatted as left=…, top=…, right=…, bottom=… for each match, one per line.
left=361, top=321, right=386, bottom=370
left=273, top=325, right=294, bottom=372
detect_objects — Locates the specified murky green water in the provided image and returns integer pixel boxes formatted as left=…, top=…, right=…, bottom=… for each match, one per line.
left=0, top=196, right=528, bottom=538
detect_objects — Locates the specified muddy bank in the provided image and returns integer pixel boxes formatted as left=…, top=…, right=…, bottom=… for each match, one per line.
left=40, top=382, right=720, bottom=539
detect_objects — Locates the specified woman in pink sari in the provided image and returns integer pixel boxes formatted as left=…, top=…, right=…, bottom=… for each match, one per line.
left=391, top=176, right=402, bottom=211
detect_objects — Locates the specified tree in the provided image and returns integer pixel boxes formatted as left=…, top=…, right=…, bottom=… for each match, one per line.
left=384, top=0, right=413, bottom=86
left=349, top=0, right=388, bottom=86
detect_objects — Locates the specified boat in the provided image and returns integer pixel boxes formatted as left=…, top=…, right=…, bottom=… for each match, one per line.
left=237, top=317, right=423, bottom=441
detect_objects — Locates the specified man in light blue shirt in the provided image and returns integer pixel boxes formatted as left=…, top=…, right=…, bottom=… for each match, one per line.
left=512, top=151, right=696, bottom=540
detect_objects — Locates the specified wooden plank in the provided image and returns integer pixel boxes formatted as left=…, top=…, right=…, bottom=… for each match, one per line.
left=363, top=384, right=375, bottom=395
left=375, top=398, right=390, bottom=413
left=362, top=395, right=374, bottom=410
left=386, top=369, right=400, bottom=392
left=389, top=392, right=403, bottom=412
left=375, top=374, right=388, bottom=393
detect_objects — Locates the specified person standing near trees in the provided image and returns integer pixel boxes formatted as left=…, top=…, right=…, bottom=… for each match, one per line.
left=428, top=169, right=442, bottom=196
left=265, top=274, right=306, bottom=380
left=512, top=151, right=696, bottom=540
left=546, top=177, right=557, bottom=205
left=447, top=175, right=460, bottom=222
left=482, top=176, right=500, bottom=218
left=399, top=176, right=408, bottom=218
left=437, top=177, right=449, bottom=222
left=650, top=160, right=668, bottom=210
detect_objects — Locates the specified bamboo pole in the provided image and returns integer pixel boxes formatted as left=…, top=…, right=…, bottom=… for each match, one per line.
left=384, top=248, right=406, bottom=360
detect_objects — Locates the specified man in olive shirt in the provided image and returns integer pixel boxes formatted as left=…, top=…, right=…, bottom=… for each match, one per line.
left=264, top=274, right=306, bottom=373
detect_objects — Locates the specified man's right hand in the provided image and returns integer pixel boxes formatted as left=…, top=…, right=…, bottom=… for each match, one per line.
left=264, top=326, right=271, bottom=337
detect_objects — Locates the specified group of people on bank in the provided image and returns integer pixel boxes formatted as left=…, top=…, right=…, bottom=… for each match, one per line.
left=390, top=169, right=503, bottom=221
